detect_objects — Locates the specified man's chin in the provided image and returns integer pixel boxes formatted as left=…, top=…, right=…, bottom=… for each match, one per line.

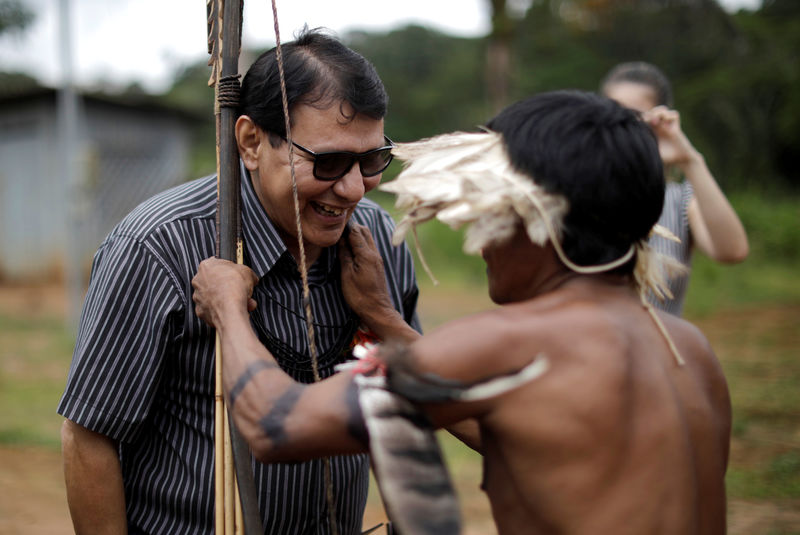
left=304, top=226, right=347, bottom=249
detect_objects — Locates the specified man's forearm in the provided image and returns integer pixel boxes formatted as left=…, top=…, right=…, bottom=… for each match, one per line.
left=61, top=420, right=128, bottom=535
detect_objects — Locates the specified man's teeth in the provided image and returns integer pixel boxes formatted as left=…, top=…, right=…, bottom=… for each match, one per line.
left=313, top=202, right=344, bottom=216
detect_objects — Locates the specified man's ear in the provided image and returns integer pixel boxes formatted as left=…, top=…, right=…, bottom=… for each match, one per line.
left=236, top=115, right=261, bottom=170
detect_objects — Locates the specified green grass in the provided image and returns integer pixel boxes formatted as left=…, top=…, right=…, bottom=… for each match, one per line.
left=0, top=311, right=73, bottom=450
left=727, top=452, right=800, bottom=500
left=667, top=188, right=800, bottom=316
left=708, top=295, right=800, bottom=503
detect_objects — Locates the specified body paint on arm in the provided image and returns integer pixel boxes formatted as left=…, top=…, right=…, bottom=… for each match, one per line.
left=345, top=379, right=369, bottom=447
left=258, top=383, right=304, bottom=448
left=229, top=360, right=279, bottom=410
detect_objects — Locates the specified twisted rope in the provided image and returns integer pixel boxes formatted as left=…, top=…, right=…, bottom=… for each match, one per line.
left=269, top=2, right=339, bottom=533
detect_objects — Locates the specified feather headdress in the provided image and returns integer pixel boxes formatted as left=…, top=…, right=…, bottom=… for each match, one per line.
left=384, top=131, right=568, bottom=255
left=383, top=130, right=687, bottom=364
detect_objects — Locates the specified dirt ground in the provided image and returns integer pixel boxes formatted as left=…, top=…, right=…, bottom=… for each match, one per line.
left=6, top=446, right=798, bottom=535
left=0, top=283, right=798, bottom=534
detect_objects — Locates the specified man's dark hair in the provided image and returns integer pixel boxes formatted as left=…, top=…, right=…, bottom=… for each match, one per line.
left=600, top=61, right=673, bottom=108
left=485, top=90, right=664, bottom=274
left=239, top=27, right=387, bottom=147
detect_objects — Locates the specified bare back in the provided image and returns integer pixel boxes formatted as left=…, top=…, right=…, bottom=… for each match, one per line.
left=416, top=279, right=731, bottom=534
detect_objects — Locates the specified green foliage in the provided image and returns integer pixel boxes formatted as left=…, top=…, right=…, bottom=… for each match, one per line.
left=729, top=189, right=800, bottom=263
left=154, top=2, right=799, bottom=191
left=0, top=0, right=32, bottom=35
left=683, top=189, right=800, bottom=316
left=0, top=70, right=38, bottom=97
left=347, top=26, right=490, bottom=141
left=514, top=1, right=799, bottom=190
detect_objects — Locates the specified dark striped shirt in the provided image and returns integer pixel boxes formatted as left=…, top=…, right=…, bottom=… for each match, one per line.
left=648, top=181, right=693, bottom=316
left=58, top=166, right=421, bottom=534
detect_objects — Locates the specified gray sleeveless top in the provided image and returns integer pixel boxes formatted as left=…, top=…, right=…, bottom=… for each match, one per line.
left=649, top=181, right=693, bottom=315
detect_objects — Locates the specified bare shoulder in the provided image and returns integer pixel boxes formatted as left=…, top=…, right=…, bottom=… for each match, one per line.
left=659, top=311, right=731, bottom=415
left=660, top=311, right=726, bottom=383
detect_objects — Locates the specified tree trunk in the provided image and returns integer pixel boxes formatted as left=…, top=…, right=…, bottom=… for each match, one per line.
left=487, top=0, right=513, bottom=115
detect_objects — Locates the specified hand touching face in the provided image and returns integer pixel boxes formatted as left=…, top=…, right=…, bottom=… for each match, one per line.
left=338, top=223, right=393, bottom=318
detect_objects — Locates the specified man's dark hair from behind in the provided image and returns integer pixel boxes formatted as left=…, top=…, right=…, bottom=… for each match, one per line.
left=485, top=90, right=665, bottom=274
left=239, top=27, right=388, bottom=148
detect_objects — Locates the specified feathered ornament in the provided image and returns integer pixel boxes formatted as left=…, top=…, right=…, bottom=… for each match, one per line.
left=384, top=130, right=688, bottom=365
left=356, top=376, right=461, bottom=535
left=634, top=226, right=689, bottom=303
left=384, top=131, right=569, bottom=255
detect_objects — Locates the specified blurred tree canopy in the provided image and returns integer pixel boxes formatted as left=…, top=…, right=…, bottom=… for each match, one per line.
left=0, top=0, right=32, bottom=35
left=159, top=0, right=797, bottom=190
left=349, top=0, right=798, bottom=190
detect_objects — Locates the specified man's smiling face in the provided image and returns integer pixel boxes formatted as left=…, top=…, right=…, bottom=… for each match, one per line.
left=246, top=101, right=386, bottom=263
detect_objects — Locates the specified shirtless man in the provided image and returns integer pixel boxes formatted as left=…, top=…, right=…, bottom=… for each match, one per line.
left=192, top=90, right=731, bottom=534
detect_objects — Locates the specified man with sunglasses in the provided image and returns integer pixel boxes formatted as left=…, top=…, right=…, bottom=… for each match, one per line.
left=58, top=28, right=420, bottom=534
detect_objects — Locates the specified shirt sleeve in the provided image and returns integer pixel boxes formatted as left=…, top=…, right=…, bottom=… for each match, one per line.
left=57, top=233, right=185, bottom=443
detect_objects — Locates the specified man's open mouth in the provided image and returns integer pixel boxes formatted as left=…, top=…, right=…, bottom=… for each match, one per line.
left=311, top=201, right=345, bottom=217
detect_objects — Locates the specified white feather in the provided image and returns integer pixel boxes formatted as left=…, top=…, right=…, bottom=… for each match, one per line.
left=383, top=131, right=568, bottom=255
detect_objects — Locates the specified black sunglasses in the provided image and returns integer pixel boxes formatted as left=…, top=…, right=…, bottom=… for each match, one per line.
left=285, top=136, right=394, bottom=181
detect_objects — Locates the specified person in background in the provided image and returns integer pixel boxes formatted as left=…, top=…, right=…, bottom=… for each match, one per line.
left=58, top=28, right=420, bottom=534
left=601, top=61, right=748, bottom=315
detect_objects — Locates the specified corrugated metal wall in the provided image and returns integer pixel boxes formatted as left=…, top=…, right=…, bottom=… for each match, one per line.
left=0, top=94, right=192, bottom=281
left=0, top=99, right=64, bottom=278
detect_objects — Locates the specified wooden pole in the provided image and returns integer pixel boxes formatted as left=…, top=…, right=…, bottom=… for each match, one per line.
left=214, top=335, right=225, bottom=534
left=208, top=1, right=262, bottom=533
left=224, top=407, right=235, bottom=534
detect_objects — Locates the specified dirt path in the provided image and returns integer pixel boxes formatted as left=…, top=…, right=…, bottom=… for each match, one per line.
left=3, top=443, right=799, bottom=535
left=0, top=446, right=71, bottom=534
left=0, top=284, right=798, bottom=534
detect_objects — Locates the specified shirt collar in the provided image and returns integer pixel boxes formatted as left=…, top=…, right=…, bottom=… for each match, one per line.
left=240, top=161, right=289, bottom=277
left=239, top=160, right=339, bottom=282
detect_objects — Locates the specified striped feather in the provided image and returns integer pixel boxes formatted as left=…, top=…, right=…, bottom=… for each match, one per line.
left=357, top=377, right=461, bottom=535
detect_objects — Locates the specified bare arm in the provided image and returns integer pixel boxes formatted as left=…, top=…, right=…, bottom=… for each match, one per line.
left=61, top=419, right=127, bottom=535
left=644, top=107, right=749, bottom=263
left=684, top=157, right=749, bottom=263
left=192, top=259, right=368, bottom=463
